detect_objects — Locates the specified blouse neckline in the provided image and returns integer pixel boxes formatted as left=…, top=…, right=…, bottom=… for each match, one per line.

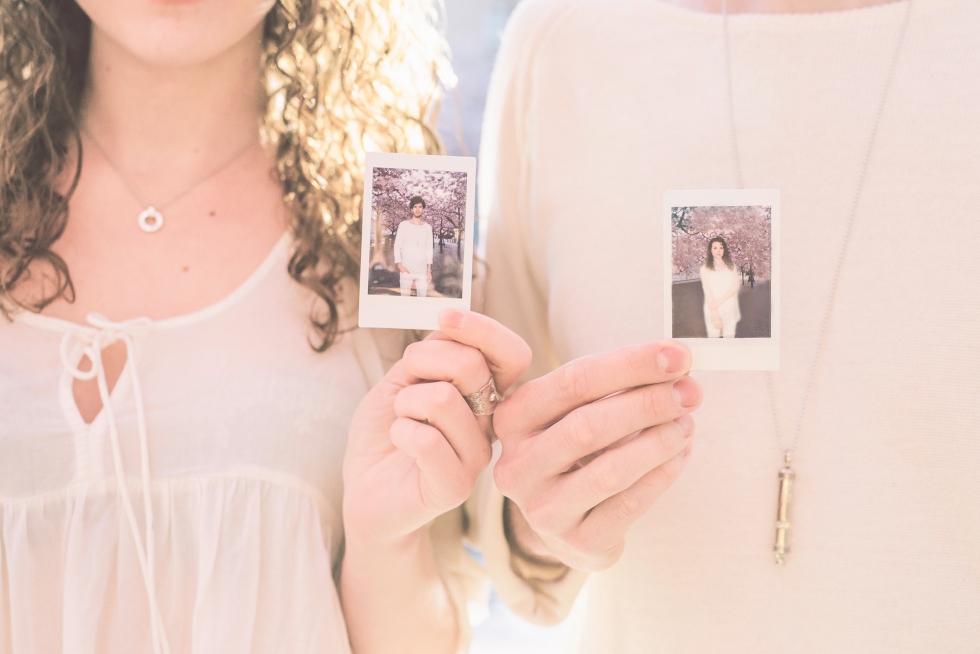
left=12, top=231, right=292, bottom=334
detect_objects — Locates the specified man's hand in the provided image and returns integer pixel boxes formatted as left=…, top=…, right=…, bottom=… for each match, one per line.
left=492, top=342, right=701, bottom=572
left=397, top=263, right=409, bottom=274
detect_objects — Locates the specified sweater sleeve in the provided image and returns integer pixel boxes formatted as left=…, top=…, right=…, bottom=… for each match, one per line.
left=426, top=223, right=434, bottom=265
left=476, top=0, right=591, bottom=626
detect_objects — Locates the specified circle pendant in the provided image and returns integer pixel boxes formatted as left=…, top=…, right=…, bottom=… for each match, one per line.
left=137, top=206, right=164, bottom=233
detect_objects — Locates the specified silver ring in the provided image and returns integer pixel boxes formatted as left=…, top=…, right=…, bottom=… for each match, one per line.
left=465, top=377, right=500, bottom=416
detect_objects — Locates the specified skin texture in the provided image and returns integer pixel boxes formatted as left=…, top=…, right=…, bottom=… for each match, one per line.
left=492, top=0, right=898, bottom=576
left=31, top=2, right=505, bottom=652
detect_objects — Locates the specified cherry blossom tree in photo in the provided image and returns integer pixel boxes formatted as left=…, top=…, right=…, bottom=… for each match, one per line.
left=370, top=167, right=468, bottom=266
left=367, top=167, right=468, bottom=298
left=671, top=205, right=772, bottom=283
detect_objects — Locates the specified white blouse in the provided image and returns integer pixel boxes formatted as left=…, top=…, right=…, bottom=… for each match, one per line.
left=0, top=233, right=368, bottom=653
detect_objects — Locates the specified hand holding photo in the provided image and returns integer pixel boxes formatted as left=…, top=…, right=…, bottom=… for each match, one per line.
left=663, top=189, right=780, bottom=370
left=359, top=152, right=476, bottom=330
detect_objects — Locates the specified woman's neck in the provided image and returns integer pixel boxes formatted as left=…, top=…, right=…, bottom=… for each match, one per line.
left=80, top=22, right=266, bottom=195
left=662, top=0, right=900, bottom=13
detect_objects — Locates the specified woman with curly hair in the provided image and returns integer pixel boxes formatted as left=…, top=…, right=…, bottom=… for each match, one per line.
left=0, top=1, right=528, bottom=652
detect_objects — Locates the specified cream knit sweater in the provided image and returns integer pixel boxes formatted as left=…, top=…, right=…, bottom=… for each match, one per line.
left=476, top=0, right=980, bottom=651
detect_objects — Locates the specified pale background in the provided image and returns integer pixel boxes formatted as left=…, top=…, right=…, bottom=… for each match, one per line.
left=437, top=1, right=583, bottom=652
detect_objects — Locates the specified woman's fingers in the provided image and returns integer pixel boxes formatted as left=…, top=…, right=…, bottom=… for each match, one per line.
left=401, top=339, right=493, bottom=396
left=495, top=341, right=692, bottom=437
left=429, top=310, right=532, bottom=392
left=537, top=416, right=693, bottom=527
left=522, top=376, right=701, bottom=477
left=389, top=417, right=471, bottom=510
left=393, top=381, right=491, bottom=475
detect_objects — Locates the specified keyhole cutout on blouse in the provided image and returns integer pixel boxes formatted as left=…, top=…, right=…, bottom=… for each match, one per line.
left=73, top=339, right=128, bottom=424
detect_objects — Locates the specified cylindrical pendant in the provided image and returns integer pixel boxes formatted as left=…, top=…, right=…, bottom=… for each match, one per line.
left=774, top=465, right=794, bottom=564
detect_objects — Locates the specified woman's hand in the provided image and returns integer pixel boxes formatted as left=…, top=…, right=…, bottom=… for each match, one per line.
left=343, top=310, right=531, bottom=543
left=712, top=311, right=723, bottom=331
left=492, top=342, right=700, bottom=572
left=341, top=311, right=531, bottom=654
left=707, top=298, right=719, bottom=312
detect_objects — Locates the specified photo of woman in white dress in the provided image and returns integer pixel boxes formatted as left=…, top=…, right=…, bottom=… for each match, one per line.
left=700, top=237, right=741, bottom=338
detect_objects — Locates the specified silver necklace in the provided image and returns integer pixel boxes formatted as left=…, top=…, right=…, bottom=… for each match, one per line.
left=721, top=0, right=913, bottom=564
left=82, top=128, right=257, bottom=233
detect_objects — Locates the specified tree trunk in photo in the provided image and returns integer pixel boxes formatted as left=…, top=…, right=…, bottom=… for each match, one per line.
left=370, top=208, right=387, bottom=267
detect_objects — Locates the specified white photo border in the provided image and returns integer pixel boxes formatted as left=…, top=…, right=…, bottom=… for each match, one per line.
left=663, top=189, right=781, bottom=371
left=359, top=152, right=477, bottom=330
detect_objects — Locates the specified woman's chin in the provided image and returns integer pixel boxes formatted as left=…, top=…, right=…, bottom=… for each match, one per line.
left=80, top=0, right=273, bottom=68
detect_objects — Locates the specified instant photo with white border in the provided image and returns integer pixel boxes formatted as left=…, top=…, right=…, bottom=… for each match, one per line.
left=359, top=152, right=476, bottom=330
left=663, top=189, right=780, bottom=371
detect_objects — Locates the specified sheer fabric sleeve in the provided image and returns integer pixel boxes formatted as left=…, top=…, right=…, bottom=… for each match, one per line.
left=700, top=265, right=714, bottom=304
left=475, top=0, right=590, bottom=626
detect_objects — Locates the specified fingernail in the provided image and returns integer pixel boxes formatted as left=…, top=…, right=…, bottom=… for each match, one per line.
left=442, top=309, right=464, bottom=331
left=675, top=413, right=694, bottom=437
left=671, top=377, right=701, bottom=408
left=658, top=344, right=689, bottom=374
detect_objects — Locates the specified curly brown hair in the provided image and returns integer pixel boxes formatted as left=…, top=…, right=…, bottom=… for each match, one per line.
left=0, top=0, right=450, bottom=350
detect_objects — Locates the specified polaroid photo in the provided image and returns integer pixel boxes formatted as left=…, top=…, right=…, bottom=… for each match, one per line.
left=663, top=189, right=780, bottom=371
left=358, top=152, right=477, bottom=330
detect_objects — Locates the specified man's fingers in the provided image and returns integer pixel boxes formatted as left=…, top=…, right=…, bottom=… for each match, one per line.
left=572, top=443, right=693, bottom=556
left=428, top=310, right=532, bottom=392
left=393, top=381, right=492, bottom=475
left=389, top=417, right=471, bottom=510
left=497, top=341, right=692, bottom=435
left=543, top=416, right=693, bottom=524
left=527, top=376, right=701, bottom=475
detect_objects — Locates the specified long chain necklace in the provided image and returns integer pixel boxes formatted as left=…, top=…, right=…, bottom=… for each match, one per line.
left=721, top=0, right=913, bottom=564
left=82, top=128, right=257, bottom=233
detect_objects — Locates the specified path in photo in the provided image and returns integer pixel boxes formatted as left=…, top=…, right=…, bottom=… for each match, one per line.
left=671, top=205, right=772, bottom=338
left=367, top=167, right=468, bottom=298
left=672, top=280, right=771, bottom=338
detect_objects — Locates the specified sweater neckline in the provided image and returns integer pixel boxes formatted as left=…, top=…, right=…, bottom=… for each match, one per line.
left=12, top=231, right=292, bottom=333
left=644, top=0, right=915, bottom=25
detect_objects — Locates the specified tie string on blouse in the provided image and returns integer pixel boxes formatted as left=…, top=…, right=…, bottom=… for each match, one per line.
left=59, top=313, right=171, bottom=654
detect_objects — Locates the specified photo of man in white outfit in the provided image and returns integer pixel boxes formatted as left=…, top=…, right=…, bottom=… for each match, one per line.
left=394, top=196, right=434, bottom=297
